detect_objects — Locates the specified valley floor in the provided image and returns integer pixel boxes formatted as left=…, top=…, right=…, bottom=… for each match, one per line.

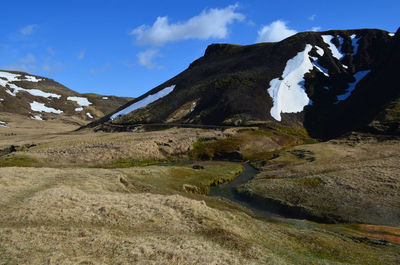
left=0, top=116, right=399, bottom=264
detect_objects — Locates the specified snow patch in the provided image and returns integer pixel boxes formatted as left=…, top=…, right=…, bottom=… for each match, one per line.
left=0, top=98, right=3, bottom=102
left=315, top=46, right=324, bottom=56
left=75, top=107, right=83, bottom=112
left=0, top=71, right=43, bottom=83
left=31, top=115, right=43, bottom=120
left=321, top=35, right=344, bottom=60
left=9, top=83, right=61, bottom=98
left=67, top=96, right=92, bottom=106
left=110, top=85, right=176, bottom=120
left=23, top=75, right=43, bottom=82
left=0, top=71, right=57, bottom=98
left=336, top=70, right=371, bottom=102
left=0, top=121, right=9, bottom=128
left=190, top=102, right=196, bottom=113
left=30, top=101, right=63, bottom=114
left=5, top=89, right=16, bottom=96
left=102, top=96, right=108, bottom=99
left=389, top=33, right=395, bottom=37
left=267, top=45, right=313, bottom=121
left=0, top=71, right=20, bottom=83
left=86, top=112, right=93, bottom=118
left=350, top=34, right=360, bottom=56
left=311, top=56, right=329, bottom=76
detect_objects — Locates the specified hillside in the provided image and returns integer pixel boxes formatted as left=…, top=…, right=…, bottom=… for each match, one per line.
left=86, top=28, right=398, bottom=138
left=0, top=70, right=131, bottom=127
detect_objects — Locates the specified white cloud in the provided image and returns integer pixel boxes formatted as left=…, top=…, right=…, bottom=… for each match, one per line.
left=130, top=4, right=245, bottom=46
left=20, top=24, right=38, bottom=35
left=137, top=49, right=162, bottom=69
left=90, top=63, right=110, bottom=74
left=308, top=14, right=316, bottom=21
left=257, top=20, right=297, bottom=43
left=78, top=50, right=85, bottom=60
left=310, top=26, right=322, bottom=32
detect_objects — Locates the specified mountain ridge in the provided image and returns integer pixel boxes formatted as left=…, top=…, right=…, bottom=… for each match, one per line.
left=0, top=70, right=132, bottom=126
left=85, top=28, right=398, bottom=138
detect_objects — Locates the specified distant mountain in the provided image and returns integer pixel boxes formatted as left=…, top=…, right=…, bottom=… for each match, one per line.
left=86, top=28, right=398, bottom=138
left=0, top=71, right=132, bottom=125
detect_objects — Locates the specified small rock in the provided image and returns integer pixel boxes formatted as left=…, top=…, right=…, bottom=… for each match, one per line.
left=192, top=165, right=204, bottom=170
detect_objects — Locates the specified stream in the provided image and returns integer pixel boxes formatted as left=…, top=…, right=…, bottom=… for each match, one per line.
left=209, top=163, right=286, bottom=220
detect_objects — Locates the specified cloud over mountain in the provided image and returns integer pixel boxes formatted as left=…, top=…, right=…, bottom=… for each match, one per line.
left=257, top=20, right=297, bottom=42
left=131, top=4, right=245, bottom=46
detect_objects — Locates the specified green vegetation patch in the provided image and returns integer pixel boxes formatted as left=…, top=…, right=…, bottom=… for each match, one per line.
left=93, top=158, right=169, bottom=168
left=122, top=162, right=243, bottom=195
left=299, top=177, right=324, bottom=188
left=190, top=138, right=242, bottom=160
left=0, top=155, right=40, bottom=167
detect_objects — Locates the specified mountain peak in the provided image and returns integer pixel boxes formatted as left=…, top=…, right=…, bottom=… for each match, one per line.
left=86, top=28, right=399, bottom=138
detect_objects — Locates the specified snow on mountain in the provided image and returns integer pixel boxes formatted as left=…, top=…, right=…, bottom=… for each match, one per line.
left=9, top=84, right=60, bottom=98
left=86, top=112, right=93, bottom=118
left=267, top=38, right=373, bottom=121
left=322, top=35, right=345, bottom=60
left=311, top=56, right=329, bottom=76
left=67, top=96, right=92, bottom=106
left=268, top=44, right=313, bottom=121
left=350, top=34, right=361, bottom=56
left=315, top=46, right=324, bottom=56
left=30, top=101, right=63, bottom=114
left=336, top=70, right=371, bottom=102
left=0, top=71, right=60, bottom=98
left=110, top=85, right=175, bottom=120
left=32, top=115, right=43, bottom=121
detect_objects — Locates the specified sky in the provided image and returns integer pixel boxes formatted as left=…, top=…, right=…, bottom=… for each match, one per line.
left=0, top=0, right=398, bottom=97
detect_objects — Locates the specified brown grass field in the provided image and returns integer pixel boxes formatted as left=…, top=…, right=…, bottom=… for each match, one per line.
left=0, top=115, right=399, bottom=264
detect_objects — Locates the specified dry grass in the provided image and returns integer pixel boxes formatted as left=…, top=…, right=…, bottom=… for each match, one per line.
left=0, top=126, right=239, bottom=167
left=0, top=120, right=399, bottom=264
left=239, top=136, right=400, bottom=225
left=1, top=166, right=399, bottom=264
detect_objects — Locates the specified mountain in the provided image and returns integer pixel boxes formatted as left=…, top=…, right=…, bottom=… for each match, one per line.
left=0, top=70, right=132, bottom=125
left=87, top=28, right=398, bottom=138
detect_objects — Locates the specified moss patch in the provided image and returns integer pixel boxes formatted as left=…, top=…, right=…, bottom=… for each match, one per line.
left=93, top=158, right=169, bottom=168
left=0, top=155, right=40, bottom=167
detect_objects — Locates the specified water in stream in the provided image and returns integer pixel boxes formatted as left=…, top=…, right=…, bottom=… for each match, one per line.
left=209, top=163, right=285, bottom=220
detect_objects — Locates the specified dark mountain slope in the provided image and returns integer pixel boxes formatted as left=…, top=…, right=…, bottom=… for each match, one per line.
left=87, top=29, right=396, bottom=138
left=304, top=28, right=400, bottom=137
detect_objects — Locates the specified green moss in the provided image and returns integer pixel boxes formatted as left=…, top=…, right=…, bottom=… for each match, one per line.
left=190, top=139, right=215, bottom=160
left=190, top=137, right=243, bottom=161
left=250, top=129, right=275, bottom=137
left=299, top=177, right=323, bottom=188
left=302, top=138, right=319, bottom=144
left=0, top=155, right=40, bottom=167
left=93, top=158, right=169, bottom=168
left=383, top=98, right=400, bottom=122
left=274, top=124, right=310, bottom=138
left=159, top=162, right=243, bottom=194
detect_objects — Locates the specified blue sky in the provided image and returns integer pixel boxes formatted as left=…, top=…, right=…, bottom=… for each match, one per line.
left=0, top=0, right=398, bottom=97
